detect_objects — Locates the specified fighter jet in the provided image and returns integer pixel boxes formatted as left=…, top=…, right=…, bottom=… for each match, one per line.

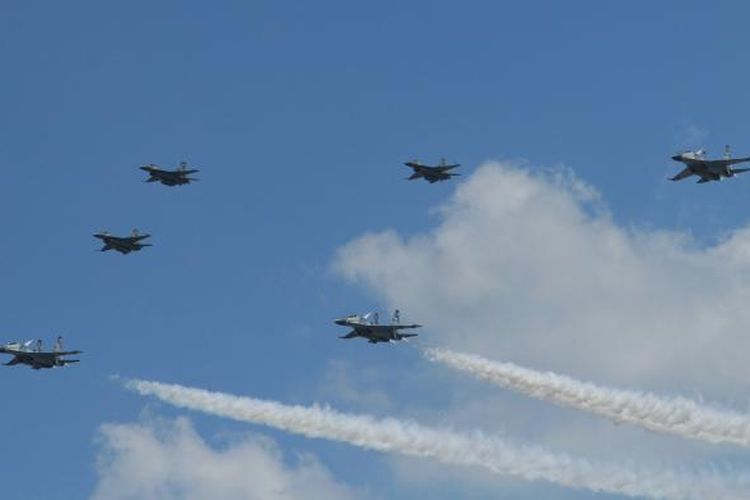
left=404, top=158, right=460, bottom=183
left=669, top=145, right=750, bottom=183
left=140, top=161, right=199, bottom=186
left=93, top=229, right=152, bottom=254
left=335, top=310, right=421, bottom=344
left=0, top=336, right=81, bottom=370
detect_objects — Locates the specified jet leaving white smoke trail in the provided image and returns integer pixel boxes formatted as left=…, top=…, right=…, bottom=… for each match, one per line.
left=424, top=347, right=750, bottom=448
left=126, top=378, right=747, bottom=499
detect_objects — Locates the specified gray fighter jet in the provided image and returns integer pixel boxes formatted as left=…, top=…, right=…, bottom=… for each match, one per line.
left=94, top=229, right=152, bottom=254
left=670, top=145, right=750, bottom=183
left=335, top=310, right=421, bottom=344
left=140, top=161, right=199, bottom=186
left=0, top=336, right=81, bottom=370
left=404, top=158, right=461, bottom=183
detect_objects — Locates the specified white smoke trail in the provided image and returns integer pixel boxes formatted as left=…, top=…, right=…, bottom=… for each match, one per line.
left=126, top=378, right=748, bottom=499
left=424, top=347, right=750, bottom=448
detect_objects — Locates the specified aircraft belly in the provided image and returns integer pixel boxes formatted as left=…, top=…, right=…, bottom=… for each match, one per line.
left=361, top=328, right=389, bottom=342
left=373, top=330, right=393, bottom=342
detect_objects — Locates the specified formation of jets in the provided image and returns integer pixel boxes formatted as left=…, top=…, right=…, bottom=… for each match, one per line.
left=15, top=145, right=750, bottom=370
left=669, top=145, right=750, bottom=183
left=91, top=161, right=199, bottom=256
left=0, top=337, right=81, bottom=370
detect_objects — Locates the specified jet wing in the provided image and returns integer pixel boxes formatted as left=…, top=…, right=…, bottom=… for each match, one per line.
left=24, top=352, right=56, bottom=361
left=394, top=324, right=422, bottom=329
left=721, top=157, right=750, bottom=166
left=3, top=355, right=24, bottom=366
left=669, top=167, right=694, bottom=181
left=128, top=235, right=151, bottom=242
left=2, top=352, right=50, bottom=365
left=436, top=164, right=460, bottom=171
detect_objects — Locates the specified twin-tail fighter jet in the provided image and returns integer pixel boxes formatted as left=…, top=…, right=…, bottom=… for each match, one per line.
left=94, top=229, right=152, bottom=254
left=669, top=145, right=750, bottom=183
left=335, top=310, right=421, bottom=344
left=404, top=158, right=461, bottom=183
left=0, top=336, right=81, bottom=370
left=140, top=161, right=199, bottom=186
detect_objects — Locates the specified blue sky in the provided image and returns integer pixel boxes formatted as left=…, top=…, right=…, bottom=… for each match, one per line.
left=3, top=2, right=750, bottom=498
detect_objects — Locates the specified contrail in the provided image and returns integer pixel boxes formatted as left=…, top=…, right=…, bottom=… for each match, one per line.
left=424, top=347, right=750, bottom=448
left=126, top=378, right=747, bottom=499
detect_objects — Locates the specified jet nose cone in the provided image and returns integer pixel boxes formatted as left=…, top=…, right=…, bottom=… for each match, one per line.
left=671, top=154, right=682, bottom=161
left=334, top=318, right=347, bottom=326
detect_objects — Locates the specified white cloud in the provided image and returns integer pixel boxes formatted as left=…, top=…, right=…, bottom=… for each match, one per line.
left=335, top=162, right=750, bottom=396
left=91, top=416, right=362, bottom=500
